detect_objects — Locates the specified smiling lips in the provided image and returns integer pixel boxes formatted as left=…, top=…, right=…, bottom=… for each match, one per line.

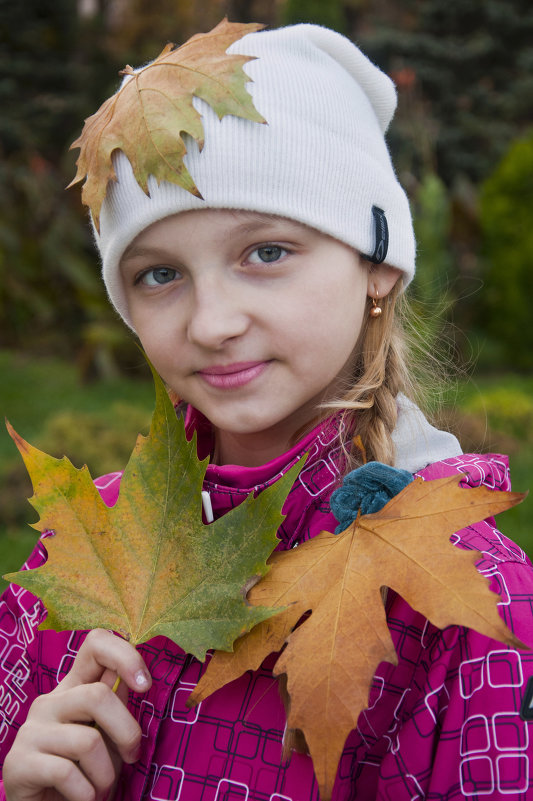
left=196, top=361, right=270, bottom=389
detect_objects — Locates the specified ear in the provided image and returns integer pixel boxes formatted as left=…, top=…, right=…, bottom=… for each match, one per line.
left=366, top=263, right=402, bottom=299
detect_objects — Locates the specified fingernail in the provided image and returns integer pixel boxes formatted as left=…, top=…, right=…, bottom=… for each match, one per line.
left=134, top=669, right=150, bottom=688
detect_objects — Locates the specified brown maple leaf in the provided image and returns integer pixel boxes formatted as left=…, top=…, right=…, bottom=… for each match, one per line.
left=68, top=19, right=266, bottom=230
left=188, top=474, right=528, bottom=799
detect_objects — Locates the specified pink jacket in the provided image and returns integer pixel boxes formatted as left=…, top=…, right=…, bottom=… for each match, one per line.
left=1, top=412, right=533, bottom=800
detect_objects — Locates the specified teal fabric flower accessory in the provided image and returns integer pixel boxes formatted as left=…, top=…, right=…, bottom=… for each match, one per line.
left=330, top=461, right=414, bottom=534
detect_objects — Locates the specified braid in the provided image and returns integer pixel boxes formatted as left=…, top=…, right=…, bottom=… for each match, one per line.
left=321, top=281, right=412, bottom=472
left=353, top=288, right=409, bottom=465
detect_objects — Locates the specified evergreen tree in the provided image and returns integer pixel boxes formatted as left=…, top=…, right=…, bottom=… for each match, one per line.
left=0, top=1, right=120, bottom=358
left=281, top=0, right=347, bottom=33
left=355, top=0, right=533, bottom=185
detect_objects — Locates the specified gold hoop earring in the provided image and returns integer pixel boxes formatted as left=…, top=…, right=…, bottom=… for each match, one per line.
left=369, top=294, right=382, bottom=318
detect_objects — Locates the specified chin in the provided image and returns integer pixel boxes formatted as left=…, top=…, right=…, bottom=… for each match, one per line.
left=211, top=411, right=284, bottom=436
left=216, top=419, right=275, bottom=436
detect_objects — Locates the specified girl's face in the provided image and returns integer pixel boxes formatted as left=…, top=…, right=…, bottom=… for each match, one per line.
left=120, top=209, right=398, bottom=466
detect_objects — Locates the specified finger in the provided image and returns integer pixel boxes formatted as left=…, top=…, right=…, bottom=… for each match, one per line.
left=5, top=750, right=95, bottom=801
left=5, top=718, right=124, bottom=801
left=59, top=723, right=118, bottom=794
left=59, top=629, right=151, bottom=694
left=28, top=681, right=142, bottom=765
left=51, top=683, right=142, bottom=763
left=96, top=666, right=132, bottom=700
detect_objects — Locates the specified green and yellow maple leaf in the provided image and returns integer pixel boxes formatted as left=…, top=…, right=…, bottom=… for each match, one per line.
left=68, top=18, right=266, bottom=230
left=3, top=366, right=298, bottom=660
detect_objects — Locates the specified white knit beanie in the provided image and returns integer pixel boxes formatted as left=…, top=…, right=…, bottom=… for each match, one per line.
left=96, top=24, right=416, bottom=328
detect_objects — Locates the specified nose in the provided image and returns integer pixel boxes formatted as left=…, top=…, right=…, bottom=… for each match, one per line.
left=186, top=280, right=249, bottom=349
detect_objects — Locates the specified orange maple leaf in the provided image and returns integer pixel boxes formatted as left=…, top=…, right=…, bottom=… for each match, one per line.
left=68, top=19, right=266, bottom=230
left=188, top=475, right=528, bottom=799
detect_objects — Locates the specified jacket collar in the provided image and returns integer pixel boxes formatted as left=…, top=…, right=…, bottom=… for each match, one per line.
left=182, top=397, right=463, bottom=547
left=184, top=407, right=347, bottom=548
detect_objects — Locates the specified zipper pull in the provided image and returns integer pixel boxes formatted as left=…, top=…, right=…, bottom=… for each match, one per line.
left=201, top=490, right=214, bottom=523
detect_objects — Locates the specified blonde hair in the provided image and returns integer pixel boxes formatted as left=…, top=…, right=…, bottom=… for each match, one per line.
left=322, top=279, right=418, bottom=471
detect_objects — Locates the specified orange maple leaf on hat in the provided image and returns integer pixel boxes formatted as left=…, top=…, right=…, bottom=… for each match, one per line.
left=68, top=19, right=266, bottom=231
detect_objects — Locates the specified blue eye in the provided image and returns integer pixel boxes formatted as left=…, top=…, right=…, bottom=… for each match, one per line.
left=141, top=267, right=178, bottom=286
left=249, top=245, right=286, bottom=264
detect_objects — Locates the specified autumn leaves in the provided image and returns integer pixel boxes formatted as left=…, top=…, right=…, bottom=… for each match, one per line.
left=68, top=20, right=266, bottom=230
left=5, top=365, right=528, bottom=798
left=188, top=474, right=526, bottom=797
left=4, top=367, right=297, bottom=658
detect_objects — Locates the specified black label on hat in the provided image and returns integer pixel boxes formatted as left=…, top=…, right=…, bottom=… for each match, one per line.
left=365, top=206, right=389, bottom=264
left=520, top=676, right=533, bottom=721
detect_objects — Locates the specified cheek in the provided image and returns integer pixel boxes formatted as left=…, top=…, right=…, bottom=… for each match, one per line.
left=132, top=322, right=178, bottom=380
left=328, top=299, right=367, bottom=375
left=312, top=283, right=367, bottom=347
left=130, top=303, right=177, bottom=350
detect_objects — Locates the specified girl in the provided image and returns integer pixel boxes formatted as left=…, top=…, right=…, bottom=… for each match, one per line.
left=1, top=21, right=533, bottom=801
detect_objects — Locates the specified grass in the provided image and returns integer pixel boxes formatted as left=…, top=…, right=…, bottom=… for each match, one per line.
left=437, top=373, right=533, bottom=556
left=0, top=351, right=154, bottom=465
left=0, top=350, right=531, bottom=596
left=0, top=350, right=155, bottom=593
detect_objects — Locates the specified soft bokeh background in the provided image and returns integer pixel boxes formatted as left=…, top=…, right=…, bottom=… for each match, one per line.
left=1, top=0, right=532, bottom=589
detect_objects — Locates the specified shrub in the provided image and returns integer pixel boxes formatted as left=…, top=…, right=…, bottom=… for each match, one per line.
left=463, top=386, right=533, bottom=443
left=1, top=403, right=151, bottom=531
left=479, top=132, right=533, bottom=369
left=38, top=403, right=151, bottom=476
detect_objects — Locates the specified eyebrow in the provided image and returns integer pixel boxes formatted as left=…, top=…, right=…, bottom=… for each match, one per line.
left=120, top=212, right=307, bottom=264
left=225, top=211, right=296, bottom=235
left=121, top=244, right=174, bottom=263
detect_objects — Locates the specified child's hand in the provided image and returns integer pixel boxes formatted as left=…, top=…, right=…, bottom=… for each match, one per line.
left=3, top=628, right=151, bottom=801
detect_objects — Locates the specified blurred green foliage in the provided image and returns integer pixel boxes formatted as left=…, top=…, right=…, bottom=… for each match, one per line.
left=1, top=402, right=151, bottom=556
left=409, top=174, right=454, bottom=348
left=478, top=134, right=533, bottom=370
left=38, top=404, right=152, bottom=476
left=0, top=0, right=128, bottom=365
left=463, top=387, right=533, bottom=444
left=358, top=0, right=533, bottom=185
left=0, top=0, right=220, bottom=367
left=281, top=0, right=347, bottom=32
left=437, top=374, right=533, bottom=558
left=0, top=349, right=154, bottom=590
